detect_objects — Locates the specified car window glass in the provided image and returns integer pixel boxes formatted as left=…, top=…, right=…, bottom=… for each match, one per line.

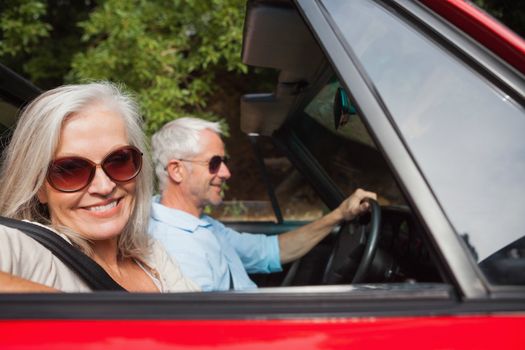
left=0, top=98, right=18, bottom=128
left=303, top=80, right=405, bottom=206
left=325, top=0, right=525, bottom=285
left=0, top=97, right=18, bottom=154
left=294, top=80, right=442, bottom=285
left=211, top=135, right=326, bottom=222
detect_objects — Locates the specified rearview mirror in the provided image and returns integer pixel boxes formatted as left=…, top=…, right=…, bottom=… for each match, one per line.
left=333, top=87, right=356, bottom=130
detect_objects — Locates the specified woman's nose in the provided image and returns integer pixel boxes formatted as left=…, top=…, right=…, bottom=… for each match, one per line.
left=87, top=167, right=116, bottom=195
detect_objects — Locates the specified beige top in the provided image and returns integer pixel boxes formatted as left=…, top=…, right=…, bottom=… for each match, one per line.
left=0, top=224, right=199, bottom=292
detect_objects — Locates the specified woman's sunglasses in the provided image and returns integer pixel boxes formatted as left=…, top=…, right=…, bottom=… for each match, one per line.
left=180, top=155, right=229, bottom=174
left=47, top=145, right=143, bottom=193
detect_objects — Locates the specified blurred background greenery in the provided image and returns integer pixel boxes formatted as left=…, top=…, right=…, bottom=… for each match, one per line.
left=0, top=0, right=258, bottom=134
left=0, top=0, right=523, bottom=134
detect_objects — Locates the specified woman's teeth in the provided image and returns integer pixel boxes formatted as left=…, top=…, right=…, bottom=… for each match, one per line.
left=88, top=201, right=117, bottom=212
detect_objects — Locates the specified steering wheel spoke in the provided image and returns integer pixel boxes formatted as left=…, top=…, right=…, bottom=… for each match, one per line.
left=322, top=199, right=381, bottom=284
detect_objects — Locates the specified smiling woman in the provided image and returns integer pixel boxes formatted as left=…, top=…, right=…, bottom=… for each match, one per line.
left=0, top=82, right=198, bottom=293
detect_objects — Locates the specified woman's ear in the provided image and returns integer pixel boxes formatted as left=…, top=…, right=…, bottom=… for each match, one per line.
left=166, top=160, right=184, bottom=184
left=36, top=186, right=48, bottom=204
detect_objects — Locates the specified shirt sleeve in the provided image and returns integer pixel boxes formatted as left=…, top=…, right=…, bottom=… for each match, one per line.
left=205, top=217, right=282, bottom=274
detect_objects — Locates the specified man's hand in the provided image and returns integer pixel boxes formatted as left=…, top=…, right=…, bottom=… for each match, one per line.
left=278, top=188, right=378, bottom=263
left=336, top=188, right=377, bottom=222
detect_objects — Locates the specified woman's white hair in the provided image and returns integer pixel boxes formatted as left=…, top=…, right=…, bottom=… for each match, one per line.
left=151, top=117, right=222, bottom=191
left=0, top=82, right=153, bottom=259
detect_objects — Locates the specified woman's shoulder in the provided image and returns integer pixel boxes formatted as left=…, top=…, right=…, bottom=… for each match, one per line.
left=0, top=223, right=52, bottom=254
left=0, top=223, right=91, bottom=292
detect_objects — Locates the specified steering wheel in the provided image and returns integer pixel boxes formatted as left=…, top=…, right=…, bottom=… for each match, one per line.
left=322, top=198, right=381, bottom=284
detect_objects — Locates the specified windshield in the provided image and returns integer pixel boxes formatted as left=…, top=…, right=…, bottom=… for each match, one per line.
left=324, top=0, right=525, bottom=285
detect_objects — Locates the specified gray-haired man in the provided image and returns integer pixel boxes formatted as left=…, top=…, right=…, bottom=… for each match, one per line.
left=149, top=117, right=376, bottom=291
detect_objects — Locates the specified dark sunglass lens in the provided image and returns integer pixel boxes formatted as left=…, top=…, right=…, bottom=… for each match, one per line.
left=208, top=156, right=223, bottom=174
left=103, top=147, right=142, bottom=182
left=48, top=158, right=93, bottom=191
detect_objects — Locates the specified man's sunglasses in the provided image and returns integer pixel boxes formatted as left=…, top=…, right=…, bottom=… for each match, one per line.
left=47, top=145, right=143, bottom=193
left=180, top=155, right=229, bottom=174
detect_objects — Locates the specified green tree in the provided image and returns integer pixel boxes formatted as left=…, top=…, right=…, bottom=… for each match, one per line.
left=0, top=0, right=50, bottom=57
left=0, top=0, right=95, bottom=87
left=1, top=0, right=247, bottom=133
left=69, top=0, right=246, bottom=133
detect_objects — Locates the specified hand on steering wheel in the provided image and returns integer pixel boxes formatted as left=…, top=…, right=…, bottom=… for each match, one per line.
left=322, top=198, right=381, bottom=284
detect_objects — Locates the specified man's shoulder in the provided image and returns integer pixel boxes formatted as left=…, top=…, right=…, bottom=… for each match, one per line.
left=200, top=215, right=230, bottom=231
left=200, top=215, right=249, bottom=241
left=150, top=202, right=207, bottom=232
left=200, top=214, right=220, bottom=225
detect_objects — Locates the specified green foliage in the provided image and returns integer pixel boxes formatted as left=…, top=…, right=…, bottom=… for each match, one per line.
left=0, top=0, right=51, bottom=57
left=0, top=0, right=94, bottom=87
left=0, top=0, right=247, bottom=133
left=69, top=0, right=247, bottom=133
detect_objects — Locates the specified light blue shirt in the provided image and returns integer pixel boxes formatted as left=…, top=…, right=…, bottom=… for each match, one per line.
left=149, top=196, right=282, bottom=291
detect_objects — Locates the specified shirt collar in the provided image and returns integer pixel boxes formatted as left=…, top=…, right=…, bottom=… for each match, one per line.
left=151, top=195, right=211, bottom=232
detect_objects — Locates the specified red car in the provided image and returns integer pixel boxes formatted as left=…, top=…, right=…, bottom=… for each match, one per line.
left=1, top=0, right=524, bottom=348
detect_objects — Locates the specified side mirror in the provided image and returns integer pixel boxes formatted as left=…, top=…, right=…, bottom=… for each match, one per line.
left=333, top=87, right=356, bottom=130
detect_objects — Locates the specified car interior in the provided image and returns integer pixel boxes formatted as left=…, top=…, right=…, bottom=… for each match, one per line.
left=0, top=64, right=40, bottom=147
left=235, top=1, right=446, bottom=289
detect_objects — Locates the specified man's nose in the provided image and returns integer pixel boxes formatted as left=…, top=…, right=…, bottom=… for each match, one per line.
left=218, top=161, right=231, bottom=179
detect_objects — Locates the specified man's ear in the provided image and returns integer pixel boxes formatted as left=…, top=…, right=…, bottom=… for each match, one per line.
left=166, top=160, right=184, bottom=184
left=36, top=186, right=48, bottom=204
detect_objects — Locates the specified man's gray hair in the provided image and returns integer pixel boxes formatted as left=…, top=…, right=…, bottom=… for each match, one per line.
left=152, top=117, right=222, bottom=191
